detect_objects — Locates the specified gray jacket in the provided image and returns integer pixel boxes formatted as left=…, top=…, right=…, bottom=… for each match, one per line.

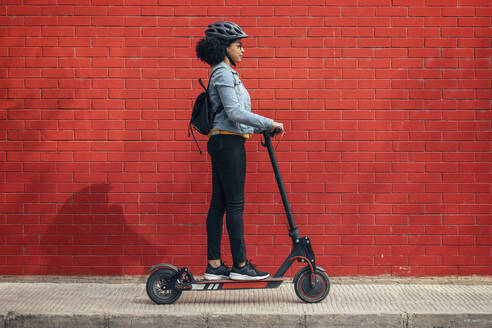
left=209, top=61, right=273, bottom=135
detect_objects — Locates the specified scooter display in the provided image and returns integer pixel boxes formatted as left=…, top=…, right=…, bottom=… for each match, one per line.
left=146, top=129, right=330, bottom=304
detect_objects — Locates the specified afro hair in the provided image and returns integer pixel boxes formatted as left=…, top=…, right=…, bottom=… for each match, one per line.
left=196, top=37, right=233, bottom=67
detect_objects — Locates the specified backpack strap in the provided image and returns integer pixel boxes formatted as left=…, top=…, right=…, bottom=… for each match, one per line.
left=207, top=67, right=226, bottom=114
left=206, top=67, right=221, bottom=90
left=188, top=124, right=203, bottom=154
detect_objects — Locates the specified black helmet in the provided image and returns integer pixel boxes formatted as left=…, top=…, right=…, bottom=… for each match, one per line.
left=205, top=21, right=248, bottom=41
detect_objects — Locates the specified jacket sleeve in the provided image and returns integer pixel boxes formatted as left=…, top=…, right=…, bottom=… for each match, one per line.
left=213, top=68, right=273, bottom=132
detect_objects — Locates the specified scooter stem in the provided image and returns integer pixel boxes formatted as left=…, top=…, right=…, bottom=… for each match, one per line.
left=262, top=131, right=300, bottom=242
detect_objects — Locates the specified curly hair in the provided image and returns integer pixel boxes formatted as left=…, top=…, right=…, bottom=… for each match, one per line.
left=196, top=37, right=234, bottom=66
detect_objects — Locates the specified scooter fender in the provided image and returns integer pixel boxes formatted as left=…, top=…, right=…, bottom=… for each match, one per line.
left=148, top=263, right=179, bottom=273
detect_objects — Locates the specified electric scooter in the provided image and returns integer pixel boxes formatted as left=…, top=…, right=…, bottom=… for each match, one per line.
left=146, top=129, right=330, bottom=304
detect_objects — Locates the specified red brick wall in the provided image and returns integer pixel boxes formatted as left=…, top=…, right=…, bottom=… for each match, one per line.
left=1, top=1, right=491, bottom=277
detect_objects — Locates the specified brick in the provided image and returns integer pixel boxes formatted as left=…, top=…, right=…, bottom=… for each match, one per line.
left=359, top=38, right=391, bottom=48
left=425, top=17, right=458, bottom=27
left=7, top=6, right=42, bottom=16
left=459, top=17, right=490, bottom=26
left=408, top=27, right=440, bottom=37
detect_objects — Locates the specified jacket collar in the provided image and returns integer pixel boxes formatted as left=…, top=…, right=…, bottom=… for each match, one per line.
left=211, top=61, right=236, bottom=75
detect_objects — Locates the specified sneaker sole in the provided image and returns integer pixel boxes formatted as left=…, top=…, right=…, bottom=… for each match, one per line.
left=229, top=273, right=270, bottom=281
left=204, top=273, right=230, bottom=281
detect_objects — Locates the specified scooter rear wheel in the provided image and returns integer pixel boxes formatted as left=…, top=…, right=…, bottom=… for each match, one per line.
left=293, top=267, right=330, bottom=303
left=146, top=268, right=182, bottom=304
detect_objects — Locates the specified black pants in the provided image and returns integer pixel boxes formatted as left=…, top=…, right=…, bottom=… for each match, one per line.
left=206, top=134, right=247, bottom=267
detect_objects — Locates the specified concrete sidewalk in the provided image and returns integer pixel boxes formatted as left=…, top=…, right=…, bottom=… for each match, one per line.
left=1, top=277, right=492, bottom=328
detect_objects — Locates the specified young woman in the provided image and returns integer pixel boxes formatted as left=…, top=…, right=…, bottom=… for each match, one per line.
left=196, top=22, right=284, bottom=280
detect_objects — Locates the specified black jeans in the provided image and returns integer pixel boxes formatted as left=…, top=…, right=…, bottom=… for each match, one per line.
left=206, top=134, right=247, bottom=267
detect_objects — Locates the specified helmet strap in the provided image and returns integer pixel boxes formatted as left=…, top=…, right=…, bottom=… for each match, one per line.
left=225, top=51, right=236, bottom=67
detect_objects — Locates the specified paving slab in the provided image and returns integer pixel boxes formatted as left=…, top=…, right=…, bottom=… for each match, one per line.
left=0, top=281, right=491, bottom=327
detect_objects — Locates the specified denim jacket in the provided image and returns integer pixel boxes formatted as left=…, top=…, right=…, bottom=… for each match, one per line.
left=209, top=61, right=273, bottom=135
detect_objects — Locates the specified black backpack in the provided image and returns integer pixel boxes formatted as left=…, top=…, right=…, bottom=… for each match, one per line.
left=188, top=69, right=220, bottom=154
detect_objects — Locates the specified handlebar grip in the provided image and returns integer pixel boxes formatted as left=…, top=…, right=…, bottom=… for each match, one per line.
left=262, top=127, right=282, bottom=146
left=272, top=127, right=282, bottom=136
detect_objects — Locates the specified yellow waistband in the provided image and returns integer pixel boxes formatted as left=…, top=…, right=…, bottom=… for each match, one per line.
left=208, top=129, right=250, bottom=139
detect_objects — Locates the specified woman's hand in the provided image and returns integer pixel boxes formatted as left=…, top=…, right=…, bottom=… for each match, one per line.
left=271, top=122, right=285, bottom=136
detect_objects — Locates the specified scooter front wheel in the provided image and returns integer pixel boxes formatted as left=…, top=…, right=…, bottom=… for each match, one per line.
left=293, top=267, right=330, bottom=303
left=146, top=268, right=182, bottom=304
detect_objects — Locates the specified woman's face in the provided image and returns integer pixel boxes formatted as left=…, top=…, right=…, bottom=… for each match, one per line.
left=226, top=39, right=244, bottom=64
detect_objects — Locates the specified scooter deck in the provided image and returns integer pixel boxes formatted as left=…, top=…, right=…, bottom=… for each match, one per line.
left=190, top=278, right=284, bottom=291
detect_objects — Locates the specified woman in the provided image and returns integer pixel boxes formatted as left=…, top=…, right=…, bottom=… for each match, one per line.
left=196, top=21, right=284, bottom=281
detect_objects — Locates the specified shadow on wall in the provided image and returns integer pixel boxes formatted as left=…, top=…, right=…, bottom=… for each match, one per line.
left=38, top=184, right=164, bottom=276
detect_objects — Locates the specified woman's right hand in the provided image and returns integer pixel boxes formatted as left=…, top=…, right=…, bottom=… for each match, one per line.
left=271, top=122, right=285, bottom=136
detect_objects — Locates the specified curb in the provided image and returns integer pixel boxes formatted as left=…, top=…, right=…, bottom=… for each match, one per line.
left=2, top=312, right=492, bottom=328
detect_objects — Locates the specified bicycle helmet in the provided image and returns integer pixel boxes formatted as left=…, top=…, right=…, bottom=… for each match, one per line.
left=205, top=21, right=248, bottom=41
